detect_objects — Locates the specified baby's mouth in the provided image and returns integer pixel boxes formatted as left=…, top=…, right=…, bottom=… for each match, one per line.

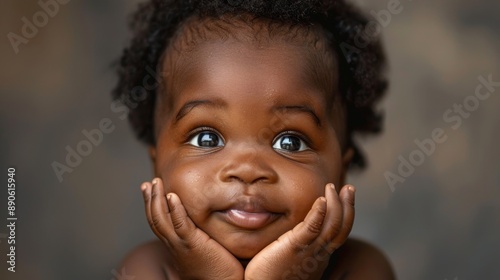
left=223, top=209, right=277, bottom=229
left=218, top=198, right=281, bottom=230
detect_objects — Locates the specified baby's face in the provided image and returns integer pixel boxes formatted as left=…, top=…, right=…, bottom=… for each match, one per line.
left=151, top=37, right=349, bottom=259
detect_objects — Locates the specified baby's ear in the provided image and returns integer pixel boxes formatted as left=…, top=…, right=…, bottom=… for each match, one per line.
left=339, top=147, right=354, bottom=186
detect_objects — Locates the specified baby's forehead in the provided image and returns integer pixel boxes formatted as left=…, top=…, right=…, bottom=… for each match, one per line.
left=162, top=14, right=338, bottom=98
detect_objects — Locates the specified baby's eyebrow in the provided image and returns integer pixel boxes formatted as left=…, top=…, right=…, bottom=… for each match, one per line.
left=174, top=99, right=226, bottom=124
left=272, top=105, right=322, bottom=127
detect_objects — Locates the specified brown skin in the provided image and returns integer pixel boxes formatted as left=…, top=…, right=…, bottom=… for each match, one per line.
left=120, top=36, right=395, bottom=279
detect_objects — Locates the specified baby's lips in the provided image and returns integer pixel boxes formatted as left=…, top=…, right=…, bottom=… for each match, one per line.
left=218, top=196, right=282, bottom=229
left=223, top=209, right=278, bottom=230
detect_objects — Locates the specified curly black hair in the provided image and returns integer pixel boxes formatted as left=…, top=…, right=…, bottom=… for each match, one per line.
left=112, top=0, right=387, bottom=169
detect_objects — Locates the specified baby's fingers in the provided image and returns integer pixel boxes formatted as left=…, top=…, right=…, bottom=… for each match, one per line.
left=165, top=192, right=199, bottom=243
left=144, top=179, right=202, bottom=245
left=325, top=183, right=344, bottom=235
left=286, top=197, right=327, bottom=249
left=332, top=185, right=355, bottom=245
left=141, top=181, right=153, bottom=225
left=322, top=184, right=355, bottom=254
left=141, top=181, right=159, bottom=237
left=147, top=178, right=174, bottom=239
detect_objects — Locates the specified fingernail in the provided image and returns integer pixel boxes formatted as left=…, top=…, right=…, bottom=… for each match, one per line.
left=167, top=194, right=172, bottom=201
left=329, top=183, right=336, bottom=190
left=140, top=183, right=147, bottom=192
left=152, top=178, right=158, bottom=186
left=348, top=185, right=356, bottom=193
left=317, top=197, right=327, bottom=212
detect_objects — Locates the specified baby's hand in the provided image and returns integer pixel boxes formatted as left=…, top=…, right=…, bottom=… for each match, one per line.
left=141, top=178, right=244, bottom=280
left=245, top=183, right=355, bottom=280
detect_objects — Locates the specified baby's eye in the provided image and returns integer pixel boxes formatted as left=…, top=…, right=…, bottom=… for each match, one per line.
left=187, top=130, right=224, bottom=148
left=272, top=134, right=309, bottom=152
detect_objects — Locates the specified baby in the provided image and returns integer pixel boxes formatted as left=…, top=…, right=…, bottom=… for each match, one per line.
left=114, top=0, right=394, bottom=279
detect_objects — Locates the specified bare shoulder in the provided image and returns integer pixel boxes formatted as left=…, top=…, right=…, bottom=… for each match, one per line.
left=324, top=238, right=396, bottom=280
left=119, top=240, right=175, bottom=280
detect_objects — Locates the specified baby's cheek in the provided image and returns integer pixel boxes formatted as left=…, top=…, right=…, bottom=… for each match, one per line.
left=160, top=161, right=218, bottom=220
left=278, top=167, right=324, bottom=221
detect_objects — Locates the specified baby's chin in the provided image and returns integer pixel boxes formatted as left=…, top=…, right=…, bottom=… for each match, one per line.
left=203, top=229, right=275, bottom=262
left=229, top=245, right=264, bottom=260
left=191, top=208, right=297, bottom=259
left=211, top=230, right=275, bottom=259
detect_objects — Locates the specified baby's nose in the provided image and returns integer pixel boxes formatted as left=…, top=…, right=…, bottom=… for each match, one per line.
left=217, top=144, right=278, bottom=185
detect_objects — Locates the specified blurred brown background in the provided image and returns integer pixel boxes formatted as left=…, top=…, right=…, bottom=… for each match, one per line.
left=1, top=0, right=499, bottom=279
